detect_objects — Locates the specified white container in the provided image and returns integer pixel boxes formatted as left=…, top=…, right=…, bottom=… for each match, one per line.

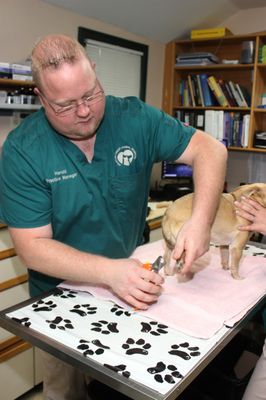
left=0, top=90, right=7, bottom=104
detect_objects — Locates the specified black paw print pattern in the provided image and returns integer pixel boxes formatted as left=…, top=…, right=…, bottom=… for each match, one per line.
left=46, top=316, right=74, bottom=330
left=110, top=303, right=131, bottom=317
left=53, top=288, right=78, bottom=299
left=122, top=338, right=151, bottom=355
left=169, top=342, right=201, bottom=360
left=251, top=252, right=266, bottom=257
left=12, top=316, right=31, bottom=327
left=91, top=320, right=119, bottom=334
left=32, top=299, right=57, bottom=312
left=141, top=320, right=168, bottom=336
left=147, top=361, right=183, bottom=384
left=103, top=363, right=130, bottom=378
left=77, top=339, right=110, bottom=356
left=70, top=304, right=97, bottom=316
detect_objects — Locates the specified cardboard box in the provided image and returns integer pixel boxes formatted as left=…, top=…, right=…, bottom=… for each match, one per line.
left=11, top=63, right=32, bottom=75
left=0, top=62, right=12, bottom=79
left=12, top=74, right=33, bottom=81
left=191, top=27, right=232, bottom=39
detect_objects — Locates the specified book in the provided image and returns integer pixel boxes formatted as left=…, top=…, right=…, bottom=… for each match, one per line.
left=191, top=27, right=232, bottom=39
left=218, top=79, right=235, bottom=107
left=187, top=75, right=196, bottom=107
left=241, top=114, right=250, bottom=147
left=228, top=81, right=243, bottom=107
left=196, top=75, right=205, bottom=106
left=207, top=76, right=229, bottom=107
left=224, top=82, right=238, bottom=107
left=223, top=112, right=232, bottom=143
left=176, top=58, right=217, bottom=66
left=235, top=84, right=249, bottom=107
left=205, top=110, right=217, bottom=138
left=195, top=111, right=205, bottom=129
left=191, top=75, right=202, bottom=106
left=199, top=74, right=214, bottom=106
left=216, top=110, right=224, bottom=141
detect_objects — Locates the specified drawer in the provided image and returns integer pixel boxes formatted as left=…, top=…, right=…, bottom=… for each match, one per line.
left=0, top=282, right=29, bottom=343
left=0, top=255, right=27, bottom=283
left=34, top=347, right=44, bottom=385
left=0, top=345, right=34, bottom=400
left=0, top=228, right=14, bottom=252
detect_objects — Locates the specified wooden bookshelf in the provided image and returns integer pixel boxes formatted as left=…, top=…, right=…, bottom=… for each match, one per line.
left=162, top=33, right=266, bottom=152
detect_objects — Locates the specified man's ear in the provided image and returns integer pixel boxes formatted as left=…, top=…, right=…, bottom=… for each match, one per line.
left=34, top=87, right=40, bottom=96
left=34, top=87, right=44, bottom=106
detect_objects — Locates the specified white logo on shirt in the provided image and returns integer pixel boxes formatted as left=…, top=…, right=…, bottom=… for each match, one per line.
left=115, top=146, right=136, bottom=166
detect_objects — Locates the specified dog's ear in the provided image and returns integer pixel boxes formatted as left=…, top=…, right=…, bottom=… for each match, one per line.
left=231, top=183, right=266, bottom=204
left=249, top=187, right=266, bottom=207
left=231, top=183, right=266, bottom=206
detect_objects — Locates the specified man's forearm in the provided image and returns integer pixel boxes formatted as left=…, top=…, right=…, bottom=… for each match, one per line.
left=192, top=137, right=227, bottom=226
left=11, top=234, right=112, bottom=285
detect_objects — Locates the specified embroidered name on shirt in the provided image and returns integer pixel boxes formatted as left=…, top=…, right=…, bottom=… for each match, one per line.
left=46, top=169, right=77, bottom=184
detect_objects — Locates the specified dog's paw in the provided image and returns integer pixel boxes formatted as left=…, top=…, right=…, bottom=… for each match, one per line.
left=176, top=271, right=194, bottom=283
left=231, top=271, right=244, bottom=280
left=175, top=259, right=184, bottom=272
left=221, top=263, right=229, bottom=270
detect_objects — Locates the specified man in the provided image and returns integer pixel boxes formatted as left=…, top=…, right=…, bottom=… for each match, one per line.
left=235, top=196, right=266, bottom=400
left=0, top=34, right=227, bottom=399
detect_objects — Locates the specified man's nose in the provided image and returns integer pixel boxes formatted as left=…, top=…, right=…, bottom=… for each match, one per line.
left=76, top=100, right=91, bottom=116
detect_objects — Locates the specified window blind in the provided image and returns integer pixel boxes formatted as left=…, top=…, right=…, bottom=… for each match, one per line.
left=85, top=39, right=142, bottom=98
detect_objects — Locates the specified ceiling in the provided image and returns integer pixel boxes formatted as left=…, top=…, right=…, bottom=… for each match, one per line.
left=41, top=0, right=266, bottom=43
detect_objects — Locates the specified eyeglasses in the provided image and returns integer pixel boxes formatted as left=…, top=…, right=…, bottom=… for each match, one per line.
left=40, top=86, right=104, bottom=117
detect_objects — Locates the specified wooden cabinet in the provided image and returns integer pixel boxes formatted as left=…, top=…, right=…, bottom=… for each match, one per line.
left=0, top=226, right=43, bottom=399
left=162, top=33, right=266, bottom=153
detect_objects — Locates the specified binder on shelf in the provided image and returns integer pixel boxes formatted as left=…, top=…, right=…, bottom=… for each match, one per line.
left=207, top=76, right=229, bottom=107
left=190, top=27, right=232, bottom=40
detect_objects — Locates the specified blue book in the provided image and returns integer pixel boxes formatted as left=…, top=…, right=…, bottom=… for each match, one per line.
left=199, top=74, right=213, bottom=106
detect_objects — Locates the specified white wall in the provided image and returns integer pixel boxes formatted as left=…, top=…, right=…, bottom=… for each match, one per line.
left=0, top=0, right=165, bottom=109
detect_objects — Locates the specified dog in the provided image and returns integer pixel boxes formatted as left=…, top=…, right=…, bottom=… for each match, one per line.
left=162, top=183, right=266, bottom=280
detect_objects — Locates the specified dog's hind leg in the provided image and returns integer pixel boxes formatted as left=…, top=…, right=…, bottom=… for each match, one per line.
left=163, top=245, right=174, bottom=275
left=220, top=245, right=229, bottom=270
left=229, top=232, right=250, bottom=279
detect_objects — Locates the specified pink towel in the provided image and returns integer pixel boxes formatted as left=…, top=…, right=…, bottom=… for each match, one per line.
left=61, top=240, right=266, bottom=339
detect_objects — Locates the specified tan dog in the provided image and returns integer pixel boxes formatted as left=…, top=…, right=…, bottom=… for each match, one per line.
left=162, top=183, right=266, bottom=280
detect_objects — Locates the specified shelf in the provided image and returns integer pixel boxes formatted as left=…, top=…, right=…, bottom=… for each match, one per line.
left=175, top=64, right=254, bottom=71
left=162, top=32, right=266, bottom=153
left=228, top=146, right=266, bottom=153
left=0, top=103, right=41, bottom=111
left=0, top=78, right=34, bottom=87
left=174, top=106, right=251, bottom=111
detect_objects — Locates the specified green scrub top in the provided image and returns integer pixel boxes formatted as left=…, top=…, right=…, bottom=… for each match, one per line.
left=0, top=96, right=196, bottom=296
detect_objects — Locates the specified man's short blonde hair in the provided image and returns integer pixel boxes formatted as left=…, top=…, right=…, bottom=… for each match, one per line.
left=31, top=34, right=88, bottom=89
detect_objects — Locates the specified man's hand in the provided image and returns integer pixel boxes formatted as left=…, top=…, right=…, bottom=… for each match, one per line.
left=235, top=197, right=266, bottom=236
left=105, top=259, right=164, bottom=310
left=172, top=217, right=211, bottom=274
